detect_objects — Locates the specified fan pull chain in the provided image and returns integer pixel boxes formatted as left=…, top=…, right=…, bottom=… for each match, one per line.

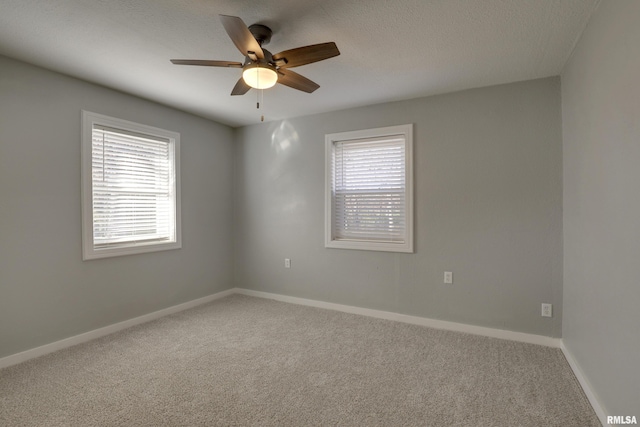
left=256, top=65, right=261, bottom=109
left=256, top=88, right=265, bottom=122
left=253, top=64, right=265, bottom=122
left=256, top=88, right=260, bottom=110
left=261, top=89, right=265, bottom=121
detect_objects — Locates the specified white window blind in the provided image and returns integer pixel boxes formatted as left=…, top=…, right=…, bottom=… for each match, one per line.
left=91, top=126, right=175, bottom=247
left=325, top=124, right=413, bottom=253
left=333, top=136, right=406, bottom=241
left=81, top=111, right=181, bottom=260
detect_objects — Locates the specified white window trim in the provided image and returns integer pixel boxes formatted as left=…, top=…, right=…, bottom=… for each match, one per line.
left=81, top=111, right=181, bottom=260
left=325, top=124, right=413, bottom=253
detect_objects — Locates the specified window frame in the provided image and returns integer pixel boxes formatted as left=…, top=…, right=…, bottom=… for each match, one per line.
left=81, top=110, right=181, bottom=260
left=325, top=124, right=413, bottom=253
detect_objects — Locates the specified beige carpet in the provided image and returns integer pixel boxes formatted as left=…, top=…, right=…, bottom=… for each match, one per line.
left=0, top=294, right=600, bottom=426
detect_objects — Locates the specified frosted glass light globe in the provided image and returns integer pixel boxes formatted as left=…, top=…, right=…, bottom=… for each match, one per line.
left=242, top=65, right=278, bottom=89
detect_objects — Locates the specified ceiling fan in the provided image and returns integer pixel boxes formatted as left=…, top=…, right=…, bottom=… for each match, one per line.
left=171, top=15, right=340, bottom=96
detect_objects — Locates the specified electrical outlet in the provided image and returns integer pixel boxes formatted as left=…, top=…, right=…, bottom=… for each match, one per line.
left=284, top=258, right=291, bottom=269
left=541, top=303, right=552, bottom=317
left=444, top=271, right=453, bottom=284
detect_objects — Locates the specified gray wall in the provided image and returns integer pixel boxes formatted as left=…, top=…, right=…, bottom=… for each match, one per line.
left=234, top=77, right=563, bottom=337
left=0, top=56, right=235, bottom=358
left=562, top=0, right=640, bottom=417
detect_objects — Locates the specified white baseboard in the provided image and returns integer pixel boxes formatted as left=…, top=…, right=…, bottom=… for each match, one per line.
left=561, top=342, right=609, bottom=427
left=234, top=288, right=562, bottom=348
left=0, top=288, right=235, bottom=369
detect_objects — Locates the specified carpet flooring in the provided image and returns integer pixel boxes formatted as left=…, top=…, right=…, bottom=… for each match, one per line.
left=0, top=294, right=600, bottom=426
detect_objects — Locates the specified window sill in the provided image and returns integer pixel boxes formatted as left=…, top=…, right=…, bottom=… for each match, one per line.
left=83, top=240, right=181, bottom=260
left=325, top=239, right=413, bottom=253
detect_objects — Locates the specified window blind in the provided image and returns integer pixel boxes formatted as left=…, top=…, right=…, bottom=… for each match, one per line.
left=332, top=135, right=406, bottom=242
left=91, top=125, right=175, bottom=248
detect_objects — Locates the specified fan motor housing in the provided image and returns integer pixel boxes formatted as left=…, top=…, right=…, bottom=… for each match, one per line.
left=248, top=24, right=272, bottom=46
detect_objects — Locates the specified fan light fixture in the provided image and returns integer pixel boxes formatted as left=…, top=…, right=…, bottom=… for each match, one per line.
left=242, top=64, right=278, bottom=89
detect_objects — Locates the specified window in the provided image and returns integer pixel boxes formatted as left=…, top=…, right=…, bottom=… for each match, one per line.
left=325, top=124, right=413, bottom=253
left=81, top=111, right=181, bottom=259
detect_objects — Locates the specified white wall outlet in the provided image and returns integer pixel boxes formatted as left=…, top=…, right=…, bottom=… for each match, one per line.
left=541, top=303, right=552, bottom=317
left=444, top=271, right=453, bottom=284
left=284, top=258, right=291, bottom=269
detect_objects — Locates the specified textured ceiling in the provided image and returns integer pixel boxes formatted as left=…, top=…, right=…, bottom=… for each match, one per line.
left=0, top=0, right=598, bottom=127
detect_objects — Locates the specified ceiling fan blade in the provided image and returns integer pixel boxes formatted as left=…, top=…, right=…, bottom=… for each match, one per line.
left=170, top=59, right=243, bottom=68
left=277, top=69, right=320, bottom=93
left=219, top=15, right=264, bottom=60
left=231, top=77, right=251, bottom=96
left=272, top=42, right=340, bottom=68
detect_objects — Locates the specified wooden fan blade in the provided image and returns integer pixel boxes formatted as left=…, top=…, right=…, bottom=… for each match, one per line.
left=231, top=77, right=251, bottom=96
left=170, top=59, right=243, bottom=68
left=272, top=42, right=340, bottom=68
left=219, top=15, right=264, bottom=60
left=277, top=69, right=319, bottom=93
